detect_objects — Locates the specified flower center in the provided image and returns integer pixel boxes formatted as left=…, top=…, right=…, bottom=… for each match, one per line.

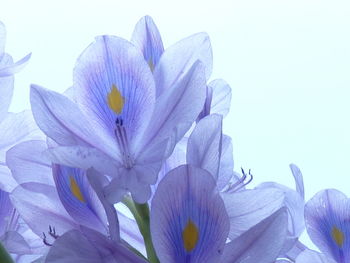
left=114, top=118, right=134, bottom=169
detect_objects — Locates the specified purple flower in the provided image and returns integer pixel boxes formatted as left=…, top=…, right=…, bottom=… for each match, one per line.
left=30, top=21, right=210, bottom=203
left=302, top=189, right=350, bottom=263
left=150, top=164, right=288, bottom=263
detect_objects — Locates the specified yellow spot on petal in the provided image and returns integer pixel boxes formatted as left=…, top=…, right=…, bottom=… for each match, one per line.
left=107, top=84, right=124, bottom=114
left=148, top=59, right=155, bottom=72
left=70, top=176, right=85, bottom=203
left=182, top=220, right=199, bottom=252
left=331, top=226, right=344, bottom=247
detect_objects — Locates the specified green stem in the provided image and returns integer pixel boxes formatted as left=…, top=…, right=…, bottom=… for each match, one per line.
left=123, top=197, right=160, bottom=263
left=0, top=242, right=13, bottom=263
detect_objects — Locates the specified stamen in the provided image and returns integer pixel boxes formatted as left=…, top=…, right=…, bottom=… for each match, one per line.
left=114, top=118, right=134, bottom=169
left=225, top=167, right=253, bottom=193
left=42, top=225, right=60, bottom=247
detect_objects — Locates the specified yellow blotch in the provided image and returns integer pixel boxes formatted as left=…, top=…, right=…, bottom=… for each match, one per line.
left=107, top=84, right=124, bottom=114
left=182, top=220, right=199, bottom=252
left=331, top=226, right=345, bottom=247
left=70, top=176, right=85, bottom=203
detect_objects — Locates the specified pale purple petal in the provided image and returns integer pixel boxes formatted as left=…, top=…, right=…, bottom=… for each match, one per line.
left=221, top=188, right=285, bottom=239
left=187, top=114, right=223, bottom=181
left=30, top=85, right=116, bottom=159
left=154, top=32, right=212, bottom=96
left=6, top=140, right=53, bottom=186
left=0, top=54, right=13, bottom=119
left=131, top=15, right=164, bottom=71
left=86, top=168, right=120, bottom=241
left=74, top=35, right=155, bottom=153
left=216, top=135, right=234, bottom=191
left=257, top=182, right=305, bottom=238
left=151, top=165, right=229, bottom=263
left=209, top=79, right=232, bottom=117
left=305, top=189, right=350, bottom=262
left=221, top=208, right=288, bottom=263
left=296, top=249, right=337, bottom=263
left=141, top=61, right=206, bottom=156
left=0, top=21, right=5, bottom=55
left=290, top=163, right=304, bottom=199
left=45, top=230, right=102, bottom=263
left=10, top=183, right=78, bottom=240
left=0, top=53, right=31, bottom=77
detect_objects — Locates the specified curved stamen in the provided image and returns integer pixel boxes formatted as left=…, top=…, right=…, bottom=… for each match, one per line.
left=42, top=225, right=60, bottom=247
left=225, top=167, right=253, bottom=193
left=114, top=118, right=134, bottom=169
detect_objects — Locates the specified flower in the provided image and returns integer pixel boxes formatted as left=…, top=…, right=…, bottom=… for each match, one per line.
left=30, top=20, right=210, bottom=203
left=302, top=189, right=350, bottom=263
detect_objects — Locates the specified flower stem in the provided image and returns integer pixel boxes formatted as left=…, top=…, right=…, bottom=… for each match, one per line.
left=123, top=197, right=159, bottom=263
left=0, top=242, right=13, bottom=263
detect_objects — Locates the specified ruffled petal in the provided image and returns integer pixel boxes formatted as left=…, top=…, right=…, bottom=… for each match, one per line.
left=150, top=165, right=229, bottom=263
left=305, top=189, right=350, bottom=262
left=154, top=32, right=212, bottom=97
left=221, top=208, right=288, bottom=263
left=74, top=35, right=155, bottom=153
left=187, top=114, right=223, bottom=181
left=221, top=188, right=285, bottom=239
left=131, top=15, right=164, bottom=71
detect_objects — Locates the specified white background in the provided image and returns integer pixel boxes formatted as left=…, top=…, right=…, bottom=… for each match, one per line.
left=1, top=0, right=350, bottom=249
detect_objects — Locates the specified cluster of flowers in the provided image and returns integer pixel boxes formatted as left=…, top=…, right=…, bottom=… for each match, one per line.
left=0, top=16, right=348, bottom=263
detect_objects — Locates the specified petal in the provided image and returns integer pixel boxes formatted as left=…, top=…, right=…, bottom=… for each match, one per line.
left=150, top=165, right=229, bottom=263
left=216, top=135, right=234, bottom=191
left=257, top=182, right=305, bottom=238
left=79, top=226, right=148, bottom=263
left=221, top=208, right=288, bottom=263
left=296, top=249, right=337, bottom=263
left=74, top=35, right=155, bottom=152
left=221, top=188, right=285, bottom=240
left=0, top=53, right=31, bottom=77
left=0, top=189, right=13, bottom=235
left=0, top=231, right=31, bottom=255
left=209, top=79, right=232, bottom=117
left=53, top=165, right=108, bottom=234
left=304, top=189, right=350, bottom=262
left=86, top=168, right=120, bottom=241
left=0, top=54, right=14, bottom=119
left=6, top=140, right=54, bottom=186
left=10, top=183, right=78, bottom=240
left=0, top=164, right=17, bottom=192
left=30, top=85, right=116, bottom=157
left=0, top=21, right=5, bottom=55
left=118, top=210, right=145, bottom=255
left=0, top=110, right=43, bottom=162
left=187, top=114, right=223, bottom=181
left=141, top=60, right=206, bottom=156
left=290, top=163, right=305, bottom=199
left=131, top=15, right=164, bottom=71
left=45, top=230, right=102, bottom=263
left=154, top=32, right=212, bottom=97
